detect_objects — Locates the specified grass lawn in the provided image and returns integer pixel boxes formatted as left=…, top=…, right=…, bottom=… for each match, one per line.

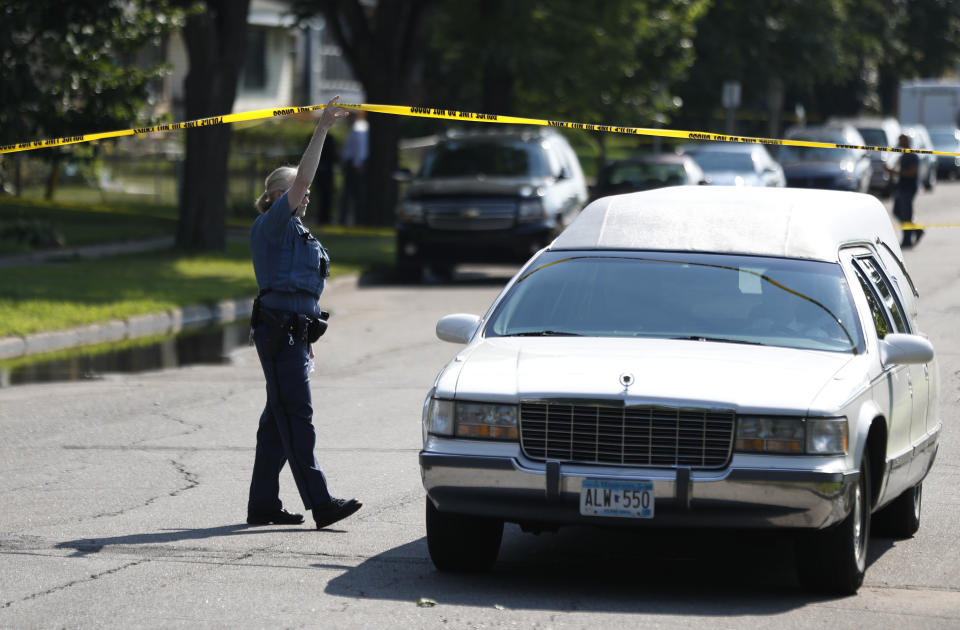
left=0, top=196, right=180, bottom=256
left=0, top=227, right=395, bottom=338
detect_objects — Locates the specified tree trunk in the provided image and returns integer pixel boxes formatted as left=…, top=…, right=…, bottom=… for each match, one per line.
left=44, top=155, right=61, bottom=201
left=595, top=132, right=607, bottom=185
left=312, top=0, right=430, bottom=226
left=766, top=77, right=784, bottom=139
left=176, top=0, right=250, bottom=251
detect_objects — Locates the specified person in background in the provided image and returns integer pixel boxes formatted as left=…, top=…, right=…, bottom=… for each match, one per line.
left=885, top=134, right=924, bottom=248
left=339, top=110, right=369, bottom=225
left=248, top=95, right=362, bottom=530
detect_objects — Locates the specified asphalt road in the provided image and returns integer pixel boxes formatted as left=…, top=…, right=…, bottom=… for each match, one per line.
left=1, top=184, right=959, bottom=629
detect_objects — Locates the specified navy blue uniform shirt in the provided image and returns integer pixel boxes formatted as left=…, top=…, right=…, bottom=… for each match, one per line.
left=251, top=191, right=330, bottom=317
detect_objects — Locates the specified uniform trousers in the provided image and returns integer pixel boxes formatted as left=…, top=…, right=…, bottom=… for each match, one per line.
left=248, top=322, right=332, bottom=513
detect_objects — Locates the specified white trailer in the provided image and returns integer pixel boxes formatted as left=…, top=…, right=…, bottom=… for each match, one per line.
left=899, top=79, right=960, bottom=128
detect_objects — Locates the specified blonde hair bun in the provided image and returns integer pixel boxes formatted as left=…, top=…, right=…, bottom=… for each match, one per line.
left=253, top=165, right=297, bottom=213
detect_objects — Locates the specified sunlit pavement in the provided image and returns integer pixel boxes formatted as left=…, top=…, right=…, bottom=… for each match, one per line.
left=1, top=184, right=959, bottom=628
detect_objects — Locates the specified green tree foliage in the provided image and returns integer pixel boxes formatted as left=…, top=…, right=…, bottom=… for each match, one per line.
left=675, top=0, right=960, bottom=135
left=426, top=0, right=709, bottom=169
left=0, top=1, right=183, bottom=198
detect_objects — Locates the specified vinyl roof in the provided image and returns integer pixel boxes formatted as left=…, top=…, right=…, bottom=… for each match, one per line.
left=550, top=186, right=901, bottom=262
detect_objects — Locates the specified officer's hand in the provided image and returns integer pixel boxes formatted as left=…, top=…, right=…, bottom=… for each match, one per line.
left=319, top=95, right=350, bottom=130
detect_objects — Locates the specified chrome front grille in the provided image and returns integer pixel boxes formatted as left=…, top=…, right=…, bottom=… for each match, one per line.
left=520, top=402, right=735, bottom=469
left=424, top=199, right=517, bottom=231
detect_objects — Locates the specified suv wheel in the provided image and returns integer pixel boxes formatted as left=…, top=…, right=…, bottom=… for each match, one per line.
left=426, top=498, right=503, bottom=572
left=795, top=456, right=871, bottom=595
left=874, top=482, right=922, bottom=538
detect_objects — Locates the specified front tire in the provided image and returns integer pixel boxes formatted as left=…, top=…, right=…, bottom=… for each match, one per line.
left=426, top=498, right=503, bottom=572
left=874, top=482, right=922, bottom=538
left=796, top=456, right=871, bottom=595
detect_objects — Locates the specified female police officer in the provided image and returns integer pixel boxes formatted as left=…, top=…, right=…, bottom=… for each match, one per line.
left=247, top=96, right=361, bottom=530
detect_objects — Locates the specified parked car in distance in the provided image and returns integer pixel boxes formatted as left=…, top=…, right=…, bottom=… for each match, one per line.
left=421, top=186, right=938, bottom=595
left=928, top=126, right=960, bottom=179
left=393, top=128, right=588, bottom=280
left=779, top=125, right=872, bottom=193
left=829, top=117, right=901, bottom=195
left=589, top=154, right=706, bottom=201
left=681, top=142, right=785, bottom=187
left=901, top=124, right=938, bottom=191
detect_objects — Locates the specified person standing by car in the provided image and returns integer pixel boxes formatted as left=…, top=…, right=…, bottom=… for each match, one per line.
left=886, top=134, right=924, bottom=248
left=339, top=110, right=369, bottom=225
left=248, top=95, right=362, bottom=530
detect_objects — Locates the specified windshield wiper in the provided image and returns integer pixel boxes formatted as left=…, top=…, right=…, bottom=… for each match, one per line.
left=670, top=335, right=766, bottom=346
left=510, top=330, right=583, bottom=337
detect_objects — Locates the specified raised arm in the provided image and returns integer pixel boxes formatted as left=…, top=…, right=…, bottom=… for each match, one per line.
left=287, top=96, right=350, bottom=211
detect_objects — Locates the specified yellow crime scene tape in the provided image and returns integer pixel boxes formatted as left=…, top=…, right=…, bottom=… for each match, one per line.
left=0, top=101, right=955, bottom=231
left=5, top=101, right=960, bottom=158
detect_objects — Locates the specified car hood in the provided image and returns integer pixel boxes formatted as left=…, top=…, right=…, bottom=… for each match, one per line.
left=441, top=337, right=858, bottom=415
left=406, top=176, right=552, bottom=198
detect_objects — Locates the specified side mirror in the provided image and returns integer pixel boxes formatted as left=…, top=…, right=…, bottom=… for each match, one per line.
left=392, top=168, right=414, bottom=182
left=880, top=333, right=935, bottom=366
left=436, top=313, right=482, bottom=344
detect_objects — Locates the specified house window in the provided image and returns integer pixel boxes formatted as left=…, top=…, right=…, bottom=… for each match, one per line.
left=243, top=28, right=267, bottom=90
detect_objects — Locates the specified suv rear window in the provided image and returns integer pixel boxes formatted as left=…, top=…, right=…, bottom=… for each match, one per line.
left=421, top=139, right=550, bottom=178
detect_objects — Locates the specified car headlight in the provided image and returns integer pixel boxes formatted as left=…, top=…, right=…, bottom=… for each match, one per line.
left=517, top=199, right=545, bottom=222
left=426, top=398, right=454, bottom=436
left=735, top=416, right=847, bottom=454
left=397, top=201, right=424, bottom=222
left=735, top=416, right=805, bottom=453
left=425, top=398, right=519, bottom=440
left=455, top=402, right=519, bottom=439
left=806, top=418, right=848, bottom=454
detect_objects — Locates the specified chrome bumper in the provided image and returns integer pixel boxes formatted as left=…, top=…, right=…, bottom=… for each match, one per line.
left=421, top=444, right=858, bottom=530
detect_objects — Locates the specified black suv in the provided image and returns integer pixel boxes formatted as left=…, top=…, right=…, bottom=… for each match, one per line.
left=393, top=129, right=588, bottom=279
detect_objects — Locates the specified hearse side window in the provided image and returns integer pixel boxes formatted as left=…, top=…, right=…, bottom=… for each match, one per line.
left=854, top=267, right=892, bottom=339
left=856, top=257, right=909, bottom=333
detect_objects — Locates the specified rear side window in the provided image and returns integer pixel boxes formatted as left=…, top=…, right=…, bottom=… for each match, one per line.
left=856, top=257, right=909, bottom=333
left=854, top=268, right=892, bottom=339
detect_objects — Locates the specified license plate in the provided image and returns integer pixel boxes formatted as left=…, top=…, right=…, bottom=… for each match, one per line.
left=579, top=479, right=654, bottom=518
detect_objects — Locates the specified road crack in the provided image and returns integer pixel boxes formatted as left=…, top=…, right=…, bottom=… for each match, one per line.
left=1, top=559, right=147, bottom=610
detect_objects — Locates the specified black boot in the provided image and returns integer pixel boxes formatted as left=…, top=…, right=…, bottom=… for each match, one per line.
left=313, top=498, right=362, bottom=529
left=247, top=507, right=305, bottom=525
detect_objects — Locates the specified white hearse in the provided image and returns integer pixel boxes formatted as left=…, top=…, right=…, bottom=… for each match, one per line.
left=420, top=186, right=939, bottom=594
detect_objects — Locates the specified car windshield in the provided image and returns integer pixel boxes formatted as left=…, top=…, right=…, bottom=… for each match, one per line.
left=603, top=162, right=688, bottom=187
left=779, top=144, right=854, bottom=162
left=486, top=253, right=864, bottom=354
left=929, top=129, right=959, bottom=149
left=421, top=139, right=549, bottom=178
left=857, top=128, right=889, bottom=147
left=691, top=152, right=755, bottom=172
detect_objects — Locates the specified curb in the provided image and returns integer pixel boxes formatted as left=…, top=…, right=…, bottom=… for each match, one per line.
left=0, top=297, right=254, bottom=361
left=0, top=274, right=357, bottom=362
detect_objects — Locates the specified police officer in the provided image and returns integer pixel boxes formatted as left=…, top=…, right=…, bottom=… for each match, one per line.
left=247, top=95, right=361, bottom=529
left=885, top=133, right=924, bottom=248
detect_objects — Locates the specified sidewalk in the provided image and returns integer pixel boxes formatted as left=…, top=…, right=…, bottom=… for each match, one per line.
left=0, top=237, right=252, bottom=361
left=0, top=236, right=174, bottom=269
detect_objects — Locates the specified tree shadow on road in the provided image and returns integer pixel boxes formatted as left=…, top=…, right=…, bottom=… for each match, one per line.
left=324, top=524, right=895, bottom=615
